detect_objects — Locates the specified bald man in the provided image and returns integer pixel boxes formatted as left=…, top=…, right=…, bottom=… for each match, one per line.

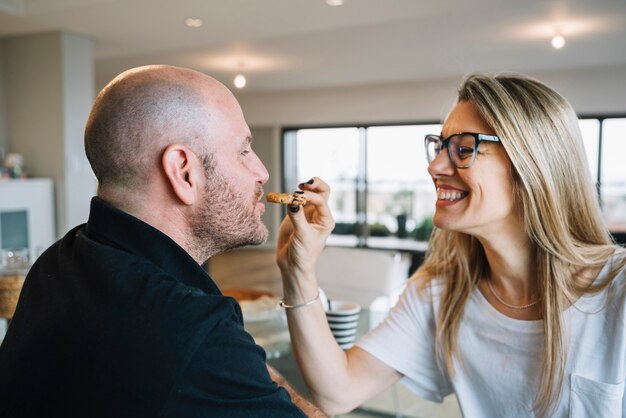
left=0, top=66, right=324, bottom=418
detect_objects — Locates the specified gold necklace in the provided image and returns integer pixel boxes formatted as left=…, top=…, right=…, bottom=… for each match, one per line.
left=487, top=279, right=540, bottom=310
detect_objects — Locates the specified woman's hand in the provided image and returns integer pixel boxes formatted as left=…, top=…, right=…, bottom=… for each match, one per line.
left=276, top=177, right=335, bottom=284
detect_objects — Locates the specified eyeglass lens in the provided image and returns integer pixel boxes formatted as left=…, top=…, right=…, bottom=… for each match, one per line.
left=426, top=134, right=477, bottom=168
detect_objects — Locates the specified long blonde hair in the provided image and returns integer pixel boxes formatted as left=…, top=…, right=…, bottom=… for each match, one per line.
left=416, top=73, right=626, bottom=416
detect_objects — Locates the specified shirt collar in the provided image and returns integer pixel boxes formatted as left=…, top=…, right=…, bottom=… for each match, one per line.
left=85, top=197, right=221, bottom=295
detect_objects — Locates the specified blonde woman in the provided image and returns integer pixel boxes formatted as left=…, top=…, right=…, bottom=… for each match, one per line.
left=276, top=74, right=626, bottom=417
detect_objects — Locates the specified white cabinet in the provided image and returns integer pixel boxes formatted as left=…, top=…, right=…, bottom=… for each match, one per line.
left=0, top=178, right=56, bottom=264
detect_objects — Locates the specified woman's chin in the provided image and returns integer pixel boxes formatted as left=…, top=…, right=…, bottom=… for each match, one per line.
left=432, top=216, right=468, bottom=235
left=432, top=214, right=452, bottom=231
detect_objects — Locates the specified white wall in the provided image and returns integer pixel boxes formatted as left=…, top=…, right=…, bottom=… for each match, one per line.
left=0, top=42, right=7, bottom=159
left=250, top=126, right=283, bottom=249
left=3, top=32, right=65, bottom=191
left=61, top=32, right=98, bottom=231
left=538, top=64, right=626, bottom=115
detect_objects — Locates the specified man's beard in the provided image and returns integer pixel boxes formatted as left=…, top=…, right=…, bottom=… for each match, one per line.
left=188, top=161, right=268, bottom=262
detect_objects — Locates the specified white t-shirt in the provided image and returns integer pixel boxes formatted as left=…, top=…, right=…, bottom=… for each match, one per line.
left=357, top=255, right=626, bottom=417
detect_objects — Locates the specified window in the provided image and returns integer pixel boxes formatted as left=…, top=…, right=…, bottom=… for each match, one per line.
left=283, top=124, right=440, bottom=250
left=601, top=118, right=626, bottom=232
left=578, top=119, right=600, bottom=180
left=365, top=125, right=439, bottom=248
left=291, top=128, right=361, bottom=227
left=283, top=116, right=626, bottom=250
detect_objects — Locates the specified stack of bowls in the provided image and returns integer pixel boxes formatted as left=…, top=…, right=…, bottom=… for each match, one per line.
left=325, top=300, right=361, bottom=350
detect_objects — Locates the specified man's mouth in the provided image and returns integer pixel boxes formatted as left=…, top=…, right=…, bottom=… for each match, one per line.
left=255, top=187, right=264, bottom=202
left=436, top=187, right=468, bottom=201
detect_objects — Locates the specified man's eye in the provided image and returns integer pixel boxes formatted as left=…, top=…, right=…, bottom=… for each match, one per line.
left=241, top=149, right=251, bottom=156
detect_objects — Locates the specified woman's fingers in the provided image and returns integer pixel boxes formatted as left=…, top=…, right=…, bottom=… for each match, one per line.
left=295, top=191, right=334, bottom=230
left=276, top=177, right=334, bottom=273
left=277, top=214, right=294, bottom=241
left=299, top=177, right=331, bottom=201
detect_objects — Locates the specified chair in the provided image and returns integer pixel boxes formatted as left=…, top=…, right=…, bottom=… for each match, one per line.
left=315, top=246, right=411, bottom=315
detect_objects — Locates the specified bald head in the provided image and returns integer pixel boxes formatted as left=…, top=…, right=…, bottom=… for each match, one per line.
left=85, top=65, right=233, bottom=190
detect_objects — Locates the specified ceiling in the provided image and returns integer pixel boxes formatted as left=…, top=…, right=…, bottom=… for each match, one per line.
left=1, top=0, right=625, bottom=92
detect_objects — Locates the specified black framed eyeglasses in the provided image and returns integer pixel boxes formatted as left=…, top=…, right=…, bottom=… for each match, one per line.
left=424, top=132, right=501, bottom=169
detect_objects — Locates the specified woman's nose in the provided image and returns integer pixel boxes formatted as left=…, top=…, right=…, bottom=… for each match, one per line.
left=427, top=148, right=455, bottom=178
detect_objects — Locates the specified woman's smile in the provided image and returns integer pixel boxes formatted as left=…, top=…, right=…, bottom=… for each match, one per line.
left=436, top=186, right=468, bottom=202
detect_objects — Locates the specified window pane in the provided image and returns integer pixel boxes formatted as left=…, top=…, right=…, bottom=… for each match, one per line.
left=578, top=119, right=600, bottom=182
left=601, top=118, right=626, bottom=232
left=366, top=124, right=440, bottom=240
left=295, top=128, right=360, bottom=226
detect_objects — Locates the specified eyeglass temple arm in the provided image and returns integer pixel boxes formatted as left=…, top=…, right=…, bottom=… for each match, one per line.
left=478, top=134, right=500, bottom=143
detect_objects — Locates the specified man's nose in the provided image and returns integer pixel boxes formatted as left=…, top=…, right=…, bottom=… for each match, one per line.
left=253, top=153, right=270, bottom=184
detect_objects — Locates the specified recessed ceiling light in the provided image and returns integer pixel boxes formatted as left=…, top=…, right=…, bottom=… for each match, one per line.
left=551, top=34, right=565, bottom=49
left=184, top=18, right=203, bottom=28
left=326, top=0, right=344, bottom=6
left=234, top=74, right=247, bottom=89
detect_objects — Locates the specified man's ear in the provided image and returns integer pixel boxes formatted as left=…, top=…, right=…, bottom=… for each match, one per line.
left=161, top=144, right=202, bottom=206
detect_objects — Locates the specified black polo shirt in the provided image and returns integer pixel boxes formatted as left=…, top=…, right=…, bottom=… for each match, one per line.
left=0, top=197, right=305, bottom=418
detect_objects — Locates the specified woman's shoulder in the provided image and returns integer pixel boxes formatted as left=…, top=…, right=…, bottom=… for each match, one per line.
left=604, top=248, right=626, bottom=281
left=591, top=249, right=626, bottom=306
left=404, top=274, right=448, bottom=304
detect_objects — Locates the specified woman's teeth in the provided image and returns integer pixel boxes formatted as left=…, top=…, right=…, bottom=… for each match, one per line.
left=437, top=188, right=465, bottom=201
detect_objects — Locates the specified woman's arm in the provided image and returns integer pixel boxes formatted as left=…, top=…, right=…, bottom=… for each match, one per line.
left=276, top=178, right=402, bottom=414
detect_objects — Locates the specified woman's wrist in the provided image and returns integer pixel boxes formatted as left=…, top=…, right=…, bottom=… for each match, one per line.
left=279, top=289, right=320, bottom=309
left=279, top=271, right=319, bottom=306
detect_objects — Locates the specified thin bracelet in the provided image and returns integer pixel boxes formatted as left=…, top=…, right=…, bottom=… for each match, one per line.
left=279, top=289, right=320, bottom=309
